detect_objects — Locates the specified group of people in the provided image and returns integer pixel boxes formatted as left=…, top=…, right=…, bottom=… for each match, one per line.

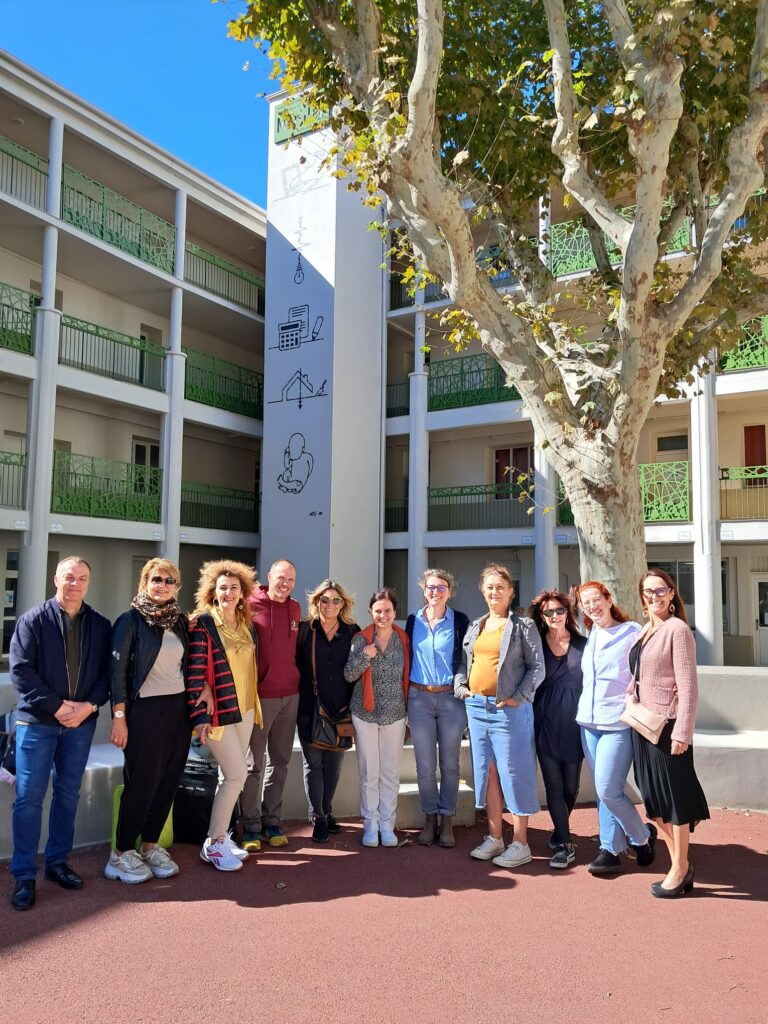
left=7, top=553, right=709, bottom=911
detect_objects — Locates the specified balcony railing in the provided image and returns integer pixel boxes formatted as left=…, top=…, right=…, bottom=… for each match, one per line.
left=181, top=483, right=258, bottom=532
left=389, top=277, right=448, bottom=310
left=59, top=316, right=166, bottom=390
left=386, top=381, right=410, bottom=417
left=51, top=451, right=162, bottom=522
left=0, top=282, right=39, bottom=355
left=61, top=164, right=176, bottom=273
left=720, top=465, right=768, bottom=520
left=558, top=462, right=691, bottom=525
left=184, top=347, right=264, bottom=418
left=184, top=242, right=265, bottom=315
left=429, top=353, right=520, bottom=411
left=428, top=483, right=534, bottom=530
left=719, top=316, right=768, bottom=373
left=0, top=451, right=25, bottom=509
left=0, top=134, right=48, bottom=209
left=384, top=498, right=408, bottom=533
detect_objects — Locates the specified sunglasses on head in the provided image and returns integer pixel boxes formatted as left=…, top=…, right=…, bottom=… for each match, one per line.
left=542, top=607, right=566, bottom=618
left=150, top=576, right=177, bottom=586
left=320, top=595, right=343, bottom=605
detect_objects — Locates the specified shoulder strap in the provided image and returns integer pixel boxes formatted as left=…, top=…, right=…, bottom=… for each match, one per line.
left=311, top=627, right=318, bottom=695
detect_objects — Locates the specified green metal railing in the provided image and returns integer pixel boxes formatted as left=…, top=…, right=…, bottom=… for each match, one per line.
left=0, top=282, right=39, bottom=354
left=428, top=482, right=533, bottom=530
left=428, top=353, right=520, bottom=411
left=389, top=277, right=447, bottom=310
left=0, top=134, right=48, bottom=209
left=184, top=242, right=265, bottom=315
left=386, top=381, right=410, bottom=417
left=384, top=498, right=408, bottom=533
left=719, top=316, right=768, bottom=372
left=558, top=462, right=691, bottom=526
left=720, top=465, right=768, bottom=520
left=61, top=164, right=176, bottom=272
left=59, top=316, right=165, bottom=389
left=181, top=483, right=258, bottom=532
left=51, top=451, right=162, bottom=522
left=0, top=451, right=25, bottom=509
left=184, top=347, right=264, bottom=418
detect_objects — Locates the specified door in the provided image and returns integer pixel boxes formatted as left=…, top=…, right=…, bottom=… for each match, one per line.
left=755, top=576, right=768, bottom=666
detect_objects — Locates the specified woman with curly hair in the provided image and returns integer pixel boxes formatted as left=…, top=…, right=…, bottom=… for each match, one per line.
left=296, top=579, right=360, bottom=842
left=187, top=560, right=263, bottom=872
left=529, top=590, right=586, bottom=869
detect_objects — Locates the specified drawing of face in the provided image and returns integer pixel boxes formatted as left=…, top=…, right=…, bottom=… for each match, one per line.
left=288, top=433, right=304, bottom=460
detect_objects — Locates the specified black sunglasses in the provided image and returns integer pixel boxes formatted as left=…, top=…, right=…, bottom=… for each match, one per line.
left=150, top=576, right=177, bottom=586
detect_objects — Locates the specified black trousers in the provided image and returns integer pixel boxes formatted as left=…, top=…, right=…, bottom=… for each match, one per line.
left=116, top=692, right=190, bottom=851
left=537, top=749, right=583, bottom=845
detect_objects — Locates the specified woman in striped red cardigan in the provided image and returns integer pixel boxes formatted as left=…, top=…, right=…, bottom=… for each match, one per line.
left=187, top=560, right=263, bottom=872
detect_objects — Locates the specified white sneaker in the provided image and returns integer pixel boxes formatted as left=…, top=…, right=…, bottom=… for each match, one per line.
left=380, top=827, right=398, bottom=847
left=492, top=840, right=533, bottom=869
left=223, top=832, right=249, bottom=861
left=470, top=835, right=506, bottom=861
left=142, top=845, right=179, bottom=878
left=362, top=824, right=379, bottom=848
left=104, top=849, right=153, bottom=884
left=200, top=836, right=243, bottom=872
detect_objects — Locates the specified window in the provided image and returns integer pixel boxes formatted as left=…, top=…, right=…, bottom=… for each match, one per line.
left=29, top=280, right=63, bottom=311
left=139, top=324, right=163, bottom=345
left=744, top=424, right=767, bottom=487
left=656, top=434, right=688, bottom=453
left=650, top=559, right=729, bottom=633
left=494, top=446, right=530, bottom=498
left=132, top=437, right=160, bottom=495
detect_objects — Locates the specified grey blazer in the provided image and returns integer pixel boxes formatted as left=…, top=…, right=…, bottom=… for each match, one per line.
left=455, top=611, right=545, bottom=703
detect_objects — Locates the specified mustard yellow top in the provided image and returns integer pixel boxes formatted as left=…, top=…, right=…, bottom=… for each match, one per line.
left=209, top=609, right=260, bottom=741
left=468, top=621, right=505, bottom=696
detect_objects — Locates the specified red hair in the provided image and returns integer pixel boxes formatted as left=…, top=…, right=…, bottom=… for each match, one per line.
left=578, top=580, right=631, bottom=630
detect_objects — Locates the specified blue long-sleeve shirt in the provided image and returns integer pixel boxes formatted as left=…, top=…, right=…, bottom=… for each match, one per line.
left=409, top=607, right=455, bottom=687
left=575, top=620, right=641, bottom=730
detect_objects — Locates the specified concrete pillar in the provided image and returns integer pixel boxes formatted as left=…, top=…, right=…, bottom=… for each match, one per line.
left=690, top=359, right=724, bottom=665
left=407, top=307, right=429, bottom=612
left=160, top=286, right=185, bottom=565
left=533, top=428, right=559, bottom=595
left=45, top=117, right=64, bottom=217
left=174, top=188, right=187, bottom=282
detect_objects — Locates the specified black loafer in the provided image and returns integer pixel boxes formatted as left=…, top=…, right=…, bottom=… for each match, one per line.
left=11, top=879, right=36, bottom=911
left=588, top=849, right=622, bottom=875
left=44, top=863, right=84, bottom=889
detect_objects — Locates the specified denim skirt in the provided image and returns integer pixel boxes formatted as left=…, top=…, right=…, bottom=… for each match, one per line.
left=465, top=695, right=539, bottom=816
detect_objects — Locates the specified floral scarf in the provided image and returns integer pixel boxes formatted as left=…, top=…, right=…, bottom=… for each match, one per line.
left=131, top=591, right=182, bottom=630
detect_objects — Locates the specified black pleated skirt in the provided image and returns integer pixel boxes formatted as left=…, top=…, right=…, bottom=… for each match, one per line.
left=632, top=720, right=710, bottom=830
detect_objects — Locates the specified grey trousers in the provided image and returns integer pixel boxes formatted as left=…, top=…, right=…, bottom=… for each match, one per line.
left=239, top=694, right=299, bottom=832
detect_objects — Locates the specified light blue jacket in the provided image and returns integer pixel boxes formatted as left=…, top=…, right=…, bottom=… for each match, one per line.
left=455, top=611, right=545, bottom=703
left=576, top=620, right=641, bottom=728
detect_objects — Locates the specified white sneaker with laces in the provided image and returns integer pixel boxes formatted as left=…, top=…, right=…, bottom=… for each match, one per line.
left=201, top=836, right=243, bottom=872
left=142, top=845, right=179, bottom=878
left=492, top=840, right=533, bottom=869
left=224, top=832, right=249, bottom=861
left=361, top=823, right=379, bottom=848
left=470, top=835, right=505, bottom=861
left=104, top=848, right=153, bottom=884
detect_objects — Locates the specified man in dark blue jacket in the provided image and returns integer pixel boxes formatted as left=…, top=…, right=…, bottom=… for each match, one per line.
left=9, top=555, right=111, bottom=910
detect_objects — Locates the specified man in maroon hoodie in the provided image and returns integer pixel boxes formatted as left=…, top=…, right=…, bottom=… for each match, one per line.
left=240, top=559, right=301, bottom=848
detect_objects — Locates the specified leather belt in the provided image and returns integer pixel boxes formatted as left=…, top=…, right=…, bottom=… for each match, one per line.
left=409, top=682, right=454, bottom=693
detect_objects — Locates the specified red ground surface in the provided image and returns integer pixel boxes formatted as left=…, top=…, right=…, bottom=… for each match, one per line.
left=1, top=806, right=766, bottom=1024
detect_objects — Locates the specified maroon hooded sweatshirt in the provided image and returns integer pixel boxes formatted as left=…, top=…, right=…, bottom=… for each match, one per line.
left=248, top=585, right=301, bottom=699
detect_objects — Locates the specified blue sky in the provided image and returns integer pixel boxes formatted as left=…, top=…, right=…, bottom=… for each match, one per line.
left=1, top=0, right=274, bottom=205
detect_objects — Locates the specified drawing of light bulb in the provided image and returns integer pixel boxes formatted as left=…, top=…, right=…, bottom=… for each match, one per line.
left=294, top=253, right=305, bottom=284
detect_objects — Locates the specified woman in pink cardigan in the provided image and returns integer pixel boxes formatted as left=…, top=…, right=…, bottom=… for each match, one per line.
left=628, top=569, right=709, bottom=899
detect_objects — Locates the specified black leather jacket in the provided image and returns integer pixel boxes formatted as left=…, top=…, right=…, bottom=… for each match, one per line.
left=110, top=608, right=189, bottom=707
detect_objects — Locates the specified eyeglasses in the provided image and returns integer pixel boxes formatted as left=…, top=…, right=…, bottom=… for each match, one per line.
left=542, top=608, right=566, bottom=618
left=150, top=576, right=177, bottom=586
left=425, top=584, right=448, bottom=593
left=320, top=596, right=343, bottom=605
left=642, top=586, right=671, bottom=599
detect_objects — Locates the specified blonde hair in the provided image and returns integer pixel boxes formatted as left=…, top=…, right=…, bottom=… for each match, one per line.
left=306, top=578, right=356, bottom=625
left=417, top=567, right=457, bottom=593
left=478, top=563, right=515, bottom=591
left=137, top=557, right=181, bottom=594
left=194, top=559, right=258, bottom=626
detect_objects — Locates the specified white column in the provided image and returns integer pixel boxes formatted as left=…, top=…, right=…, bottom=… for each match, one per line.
left=407, top=306, right=429, bottom=612
left=690, top=358, right=723, bottom=665
left=160, top=285, right=185, bottom=564
left=533, top=428, right=558, bottom=595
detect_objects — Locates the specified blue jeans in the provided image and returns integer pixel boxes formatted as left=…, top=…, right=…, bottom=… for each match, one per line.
left=12, top=718, right=97, bottom=879
left=465, top=695, right=539, bottom=816
left=580, top=726, right=650, bottom=854
left=407, top=688, right=467, bottom=815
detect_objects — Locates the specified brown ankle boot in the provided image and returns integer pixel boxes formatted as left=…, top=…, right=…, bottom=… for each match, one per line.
left=438, top=814, right=455, bottom=848
left=417, top=813, right=438, bottom=846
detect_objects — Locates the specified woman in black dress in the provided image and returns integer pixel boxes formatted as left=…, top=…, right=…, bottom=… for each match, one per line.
left=529, top=589, right=587, bottom=869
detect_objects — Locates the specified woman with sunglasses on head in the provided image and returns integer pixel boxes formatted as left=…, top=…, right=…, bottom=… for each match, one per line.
left=296, top=579, right=360, bottom=843
left=405, top=569, right=469, bottom=848
left=107, top=558, right=201, bottom=884
left=528, top=590, right=587, bottom=869
left=344, top=588, right=410, bottom=848
left=629, top=570, right=709, bottom=898
left=576, top=581, right=656, bottom=876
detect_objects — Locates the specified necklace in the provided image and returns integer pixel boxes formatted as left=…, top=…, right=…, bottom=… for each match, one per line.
left=320, top=619, right=339, bottom=640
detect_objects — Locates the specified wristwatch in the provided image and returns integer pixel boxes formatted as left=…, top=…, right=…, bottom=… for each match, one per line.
left=113, top=709, right=126, bottom=719
left=90, top=703, right=98, bottom=714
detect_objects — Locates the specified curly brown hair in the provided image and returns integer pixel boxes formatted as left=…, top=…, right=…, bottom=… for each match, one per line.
left=194, top=560, right=258, bottom=625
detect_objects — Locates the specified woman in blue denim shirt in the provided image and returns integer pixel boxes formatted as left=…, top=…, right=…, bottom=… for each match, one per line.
left=405, top=569, right=469, bottom=849
left=455, top=564, right=544, bottom=870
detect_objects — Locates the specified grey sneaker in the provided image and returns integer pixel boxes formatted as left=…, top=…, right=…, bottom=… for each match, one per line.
left=470, top=835, right=505, bottom=861
left=492, top=840, right=533, bottom=869
left=104, top=849, right=153, bottom=884
left=143, top=845, right=179, bottom=878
